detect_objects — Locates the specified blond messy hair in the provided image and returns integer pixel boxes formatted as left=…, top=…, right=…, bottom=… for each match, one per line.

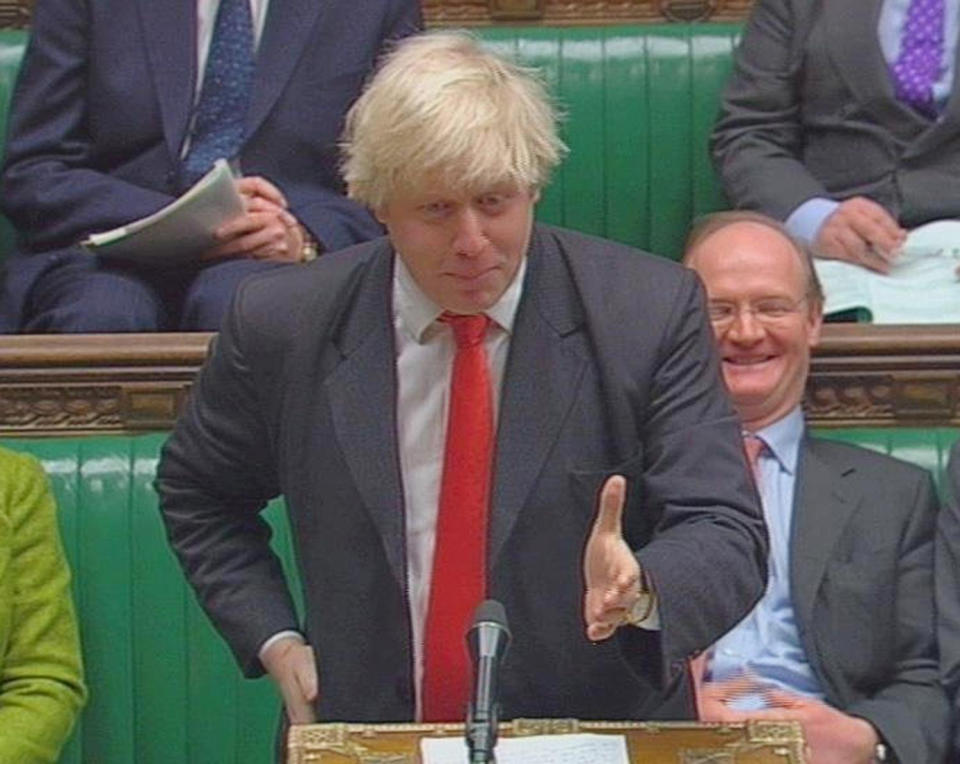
left=342, top=31, right=567, bottom=209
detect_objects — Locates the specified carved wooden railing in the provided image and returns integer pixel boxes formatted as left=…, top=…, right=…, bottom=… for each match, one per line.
left=3, top=325, right=960, bottom=436
left=421, top=0, right=754, bottom=24
left=0, top=0, right=754, bottom=29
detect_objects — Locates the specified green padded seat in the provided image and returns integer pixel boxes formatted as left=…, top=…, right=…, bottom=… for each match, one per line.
left=0, top=29, right=26, bottom=261
left=0, top=25, right=742, bottom=266
left=1, top=435, right=302, bottom=764
left=2, top=426, right=958, bottom=762
left=479, top=24, right=741, bottom=258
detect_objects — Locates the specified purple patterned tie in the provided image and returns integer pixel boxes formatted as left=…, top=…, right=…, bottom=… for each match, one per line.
left=890, top=0, right=945, bottom=117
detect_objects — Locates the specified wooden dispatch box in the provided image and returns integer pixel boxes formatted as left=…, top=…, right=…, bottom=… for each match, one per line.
left=288, top=718, right=806, bottom=763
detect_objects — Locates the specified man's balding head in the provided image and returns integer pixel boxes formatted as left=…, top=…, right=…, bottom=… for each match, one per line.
left=684, top=212, right=824, bottom=431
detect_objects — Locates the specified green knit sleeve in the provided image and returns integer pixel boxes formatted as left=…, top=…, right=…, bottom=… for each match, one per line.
left=0, top=448, right=87, bottom=763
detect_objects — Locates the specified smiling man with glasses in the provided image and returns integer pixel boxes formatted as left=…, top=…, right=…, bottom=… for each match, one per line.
left=684, top=211, right=949, bottom=764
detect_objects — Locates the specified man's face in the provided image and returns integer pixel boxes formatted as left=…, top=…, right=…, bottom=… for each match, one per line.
left=376, top=179, right=538, bottom=314
left=687, top=222, right=823, bottom=431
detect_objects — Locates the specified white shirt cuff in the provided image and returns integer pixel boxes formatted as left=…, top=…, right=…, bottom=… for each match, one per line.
left=258, top=630, right=305, bottom=660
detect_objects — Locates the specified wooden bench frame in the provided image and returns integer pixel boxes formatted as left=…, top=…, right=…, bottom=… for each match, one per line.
left=0, top=1, right=757, bottom=29
left=3, top=325, right=960, bottom=435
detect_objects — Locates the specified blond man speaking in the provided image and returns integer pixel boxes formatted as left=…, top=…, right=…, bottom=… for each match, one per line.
left=157, top=33, right=766, bottom=741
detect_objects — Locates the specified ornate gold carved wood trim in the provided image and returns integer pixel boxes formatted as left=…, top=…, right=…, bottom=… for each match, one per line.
left=2, top=325, right=960, bottom=436
left=0, top=333, right=209, bottom=436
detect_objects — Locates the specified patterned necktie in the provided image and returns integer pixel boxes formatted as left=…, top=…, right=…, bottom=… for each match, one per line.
left=181, top=0, right=255, bottom=188
left=422, top=313, right=493, bottom=722
left=890, top=0, right=945, bottom=117
left=743, top=432, right=766, bottom=483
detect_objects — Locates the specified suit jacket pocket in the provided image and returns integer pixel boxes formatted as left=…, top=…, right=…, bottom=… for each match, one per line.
left=569, top=451, right=655, bottom=544
left=815, top=560, right=893, bottom=686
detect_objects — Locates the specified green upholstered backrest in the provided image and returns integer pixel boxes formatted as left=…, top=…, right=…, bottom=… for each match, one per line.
left=812, top=427, right=960, bottom=497
left=0, top=25, right=741, bottom=266
left=0, top=29, right=26, bottom=261
left=476, top=25, right=741, bottom=259
left=2, top=426, right=958, bottom=762
left=0, top=435, right=302, bottom=764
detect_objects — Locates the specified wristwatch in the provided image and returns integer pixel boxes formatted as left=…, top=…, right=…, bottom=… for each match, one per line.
left=624, top=566, right=655, bottom=627
left=299, top=226, right=320, bottom=262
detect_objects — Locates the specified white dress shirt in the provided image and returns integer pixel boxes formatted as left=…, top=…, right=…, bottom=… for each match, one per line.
left=394, top=255, right=526, bottom=718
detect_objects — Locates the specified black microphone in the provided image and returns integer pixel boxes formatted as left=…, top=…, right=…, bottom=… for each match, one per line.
left=466, top=599, right=511, bottom=764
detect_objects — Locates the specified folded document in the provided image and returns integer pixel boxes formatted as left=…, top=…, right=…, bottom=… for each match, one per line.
left=82, top=159, right=244, bottom=263
left=815, top=219, right=960, bottom=323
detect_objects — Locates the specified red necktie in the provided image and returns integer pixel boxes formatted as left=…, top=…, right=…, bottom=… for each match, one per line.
left=422, top=313, right=494, bottom=722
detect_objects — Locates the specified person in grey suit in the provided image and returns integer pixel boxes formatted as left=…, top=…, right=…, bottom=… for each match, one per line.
left=712, top=0, right=960, bottom=273
left=936, top=445, right=960, bottom=758
left=686, top=211, right=949, bottom=763
left=156, top=32, right=768, bottom=738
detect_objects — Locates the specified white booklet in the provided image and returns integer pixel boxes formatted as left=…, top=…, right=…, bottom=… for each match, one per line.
left=421, top=733, right=629, bottom=764
left=814, top=218, right=960, bottom=323
left=82, top=159, right=244, bottom=262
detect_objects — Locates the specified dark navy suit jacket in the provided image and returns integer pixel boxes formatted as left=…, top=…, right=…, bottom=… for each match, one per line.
left=157, top=224, right=768, bottom=723
left=0, top=0, right=421, bottom=328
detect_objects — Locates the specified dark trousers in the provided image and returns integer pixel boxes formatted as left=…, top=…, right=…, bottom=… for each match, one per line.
left=2, top=248, right=291, bottom=332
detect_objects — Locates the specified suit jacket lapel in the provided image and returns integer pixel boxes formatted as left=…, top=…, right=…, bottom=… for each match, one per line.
left=790, top=438, right=860, bottom=634
left=246, top=0, right=323, bottom=140
left=325, top=251, right=406, bottom=587
left=824, top=0, right=929, bottom=142
left=489, top=230, right=589, bottom=568
left=135, top=0, right=196, bottom=162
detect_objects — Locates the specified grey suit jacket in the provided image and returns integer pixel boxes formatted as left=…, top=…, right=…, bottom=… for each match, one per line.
left=936, top=441, right=960, bottom=758
left=795, top=437, right=948, bottom=763
left=711, top=0, right=960, bottom=226
left=157, top=224, right=767, bottom=723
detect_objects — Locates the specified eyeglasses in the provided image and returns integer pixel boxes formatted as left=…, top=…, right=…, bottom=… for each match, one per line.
left=707, top=297, right=808, bottom=327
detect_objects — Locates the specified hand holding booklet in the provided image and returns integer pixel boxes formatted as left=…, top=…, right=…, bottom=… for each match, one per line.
left=82, top=159, right=244, bottom=263
left=814, top=218, right=960, bottom=323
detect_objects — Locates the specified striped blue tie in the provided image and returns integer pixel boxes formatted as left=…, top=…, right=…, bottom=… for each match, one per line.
left=181, top=0, right=255, bottom=188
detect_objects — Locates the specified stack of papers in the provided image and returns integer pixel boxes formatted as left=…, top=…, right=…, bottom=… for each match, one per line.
left=82, top=159, right=244, bottom=263
left=815, top=219, right=960, bottom=323
left=421, top=732, right=630, bottom=763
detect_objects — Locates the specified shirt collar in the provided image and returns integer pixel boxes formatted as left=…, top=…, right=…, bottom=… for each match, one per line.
left=393, top=254, right=527, bottom=343
left=749, top=406, right=804, bottom=476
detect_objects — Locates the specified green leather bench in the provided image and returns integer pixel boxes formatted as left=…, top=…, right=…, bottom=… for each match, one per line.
left=1, top=428, right=956, bottom=763
left=3, top=18, right=950, bottom=764
left=0, top=24, right=741, bottom=265
left=1, top=435, right=301, bottom=763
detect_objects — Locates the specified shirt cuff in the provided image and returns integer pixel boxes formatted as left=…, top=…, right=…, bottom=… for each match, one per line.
left=258, top=630, right=305, bottom=660
left=785, top=197, right=839, bottom=245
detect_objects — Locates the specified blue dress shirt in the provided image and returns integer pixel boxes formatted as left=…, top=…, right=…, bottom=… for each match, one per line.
left=708, top=407, right=824, bottom=710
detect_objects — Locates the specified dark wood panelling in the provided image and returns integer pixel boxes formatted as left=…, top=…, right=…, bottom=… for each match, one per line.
left=3, top=326, right=960, bottom=435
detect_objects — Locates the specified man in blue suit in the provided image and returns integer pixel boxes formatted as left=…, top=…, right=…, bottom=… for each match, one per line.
left=0, top=0, right=421, bottom=332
